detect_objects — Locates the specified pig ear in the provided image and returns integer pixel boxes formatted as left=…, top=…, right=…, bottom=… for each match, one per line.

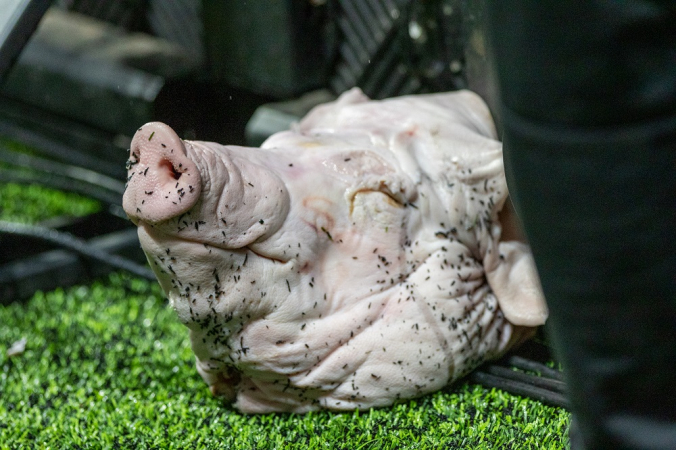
left=485, top=241, right=548, bottom=327
left=123, top=122, right=202, bottom=224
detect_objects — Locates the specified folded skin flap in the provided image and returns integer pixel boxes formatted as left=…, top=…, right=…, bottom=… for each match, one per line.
left=486, top=240, right=548, bottom=326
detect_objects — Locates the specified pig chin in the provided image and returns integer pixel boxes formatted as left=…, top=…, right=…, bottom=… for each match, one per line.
left=137, top=222, right=296, bottom=328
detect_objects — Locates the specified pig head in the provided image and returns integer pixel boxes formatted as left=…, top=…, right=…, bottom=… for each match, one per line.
left=122, top=88, right=547, bottom=413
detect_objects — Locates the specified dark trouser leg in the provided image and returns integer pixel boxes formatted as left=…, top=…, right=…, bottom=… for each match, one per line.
left=484, top=1, right=676, bottom=448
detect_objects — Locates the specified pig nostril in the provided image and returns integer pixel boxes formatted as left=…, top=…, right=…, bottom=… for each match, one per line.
left=159, top=159, right=182, bottom=180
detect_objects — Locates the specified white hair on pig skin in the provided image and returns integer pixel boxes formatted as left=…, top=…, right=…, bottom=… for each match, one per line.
left=122, top=88, right=547, bottom=413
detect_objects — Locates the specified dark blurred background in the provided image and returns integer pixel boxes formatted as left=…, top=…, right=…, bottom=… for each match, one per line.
left=0, top=0, right=493, bottom=159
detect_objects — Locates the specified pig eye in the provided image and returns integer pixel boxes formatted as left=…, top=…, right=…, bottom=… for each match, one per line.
left=350, top=190, right=404, bottom=219
left=159, top=159, right=182, bottom=180
left=351, top=190, right=403, bottom=210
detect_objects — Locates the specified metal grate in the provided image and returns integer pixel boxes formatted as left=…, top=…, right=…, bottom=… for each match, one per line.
left=329, top=0, right=467, bottom=99
left=146, top=0, right=204, bottom=64
left=55, top=0, right=149, bottom=31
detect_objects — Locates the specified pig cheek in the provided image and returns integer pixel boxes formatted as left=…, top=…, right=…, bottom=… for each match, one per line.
left=297, top=196, right=337, bottom=251
left=318, top=192, right=407, bottom=296
left=214, top=167, right=291, bottom=249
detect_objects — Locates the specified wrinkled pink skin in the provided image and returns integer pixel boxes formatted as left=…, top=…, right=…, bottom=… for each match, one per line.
left=123, top=89, right=547, bottom=413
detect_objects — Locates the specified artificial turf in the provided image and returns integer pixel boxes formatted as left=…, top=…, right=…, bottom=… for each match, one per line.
left=0, top=182, right=100, bottom=224
left=0, top=182, right=571, bottom=449
left=0, top=138, right=102, bottom=224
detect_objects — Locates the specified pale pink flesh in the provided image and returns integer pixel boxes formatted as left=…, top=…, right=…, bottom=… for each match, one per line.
left=122, top=89, right=547, bottom=413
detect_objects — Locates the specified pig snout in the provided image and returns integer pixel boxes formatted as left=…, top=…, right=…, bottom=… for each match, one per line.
left=123, top=122, right=202, bottom=225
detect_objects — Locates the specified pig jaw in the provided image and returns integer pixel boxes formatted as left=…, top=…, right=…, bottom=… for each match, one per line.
left=137, top=222, right=302, bottom=327
left=137, top=221, right=336, bottom=407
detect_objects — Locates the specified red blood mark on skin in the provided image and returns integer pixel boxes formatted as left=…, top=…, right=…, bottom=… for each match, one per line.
left=403, top=126, right=418, bottom=137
